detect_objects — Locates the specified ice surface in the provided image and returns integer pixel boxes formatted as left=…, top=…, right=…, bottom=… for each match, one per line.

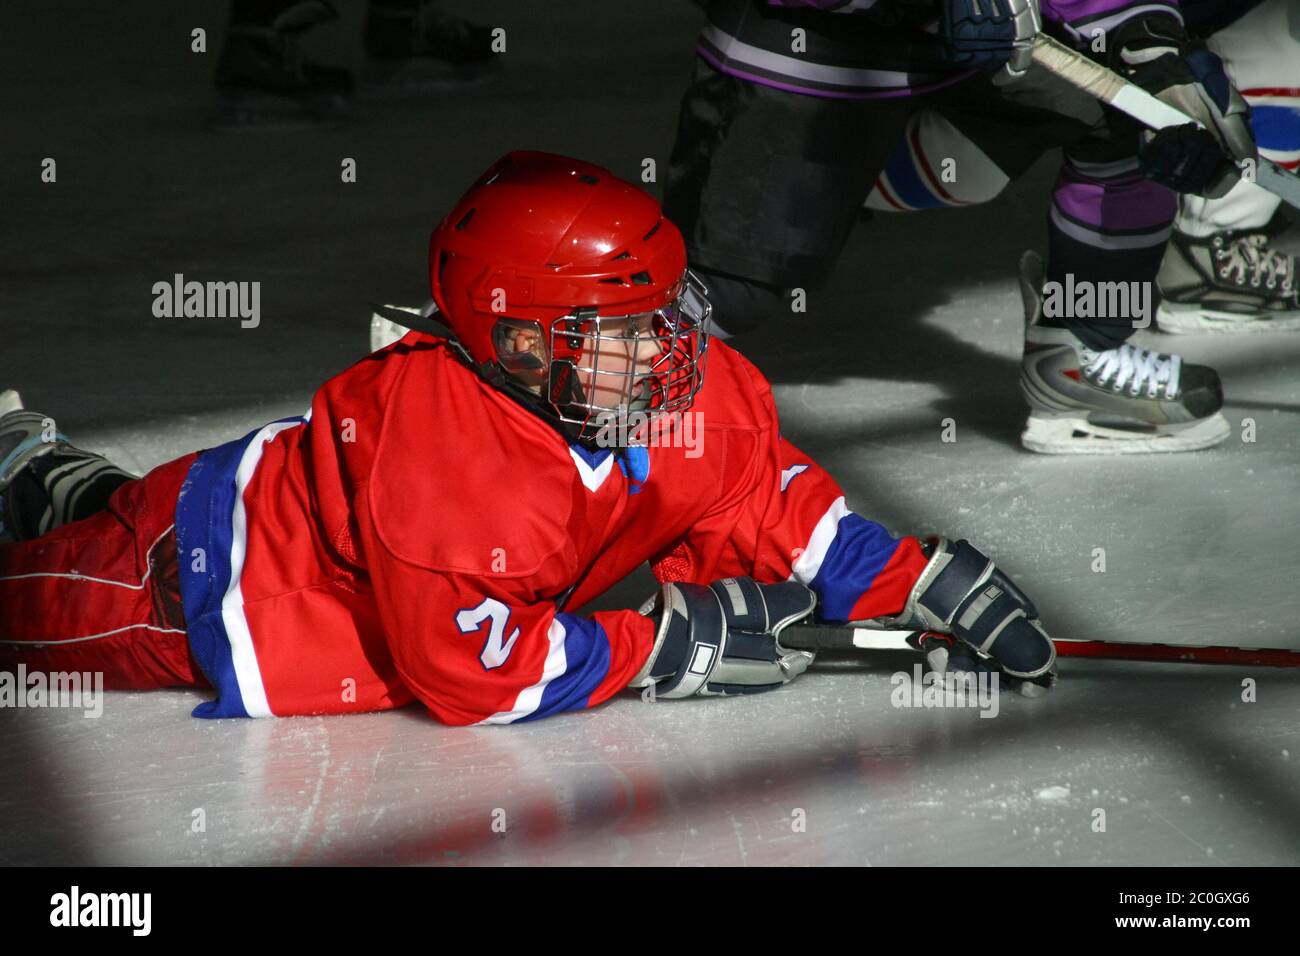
left=2, top=1, right=1299, bottom=866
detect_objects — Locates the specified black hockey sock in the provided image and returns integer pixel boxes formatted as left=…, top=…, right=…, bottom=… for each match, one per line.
left=1059, top=317, right=1138, bottom=351
left=1042, top=243, right=1159, bottom=351
left=2, top=448, right=134, bottom=541
left=1044, top=193, right=1166, bottom=351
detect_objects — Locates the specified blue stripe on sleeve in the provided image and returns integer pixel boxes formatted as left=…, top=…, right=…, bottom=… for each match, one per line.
left=520, top=614, right=612, bottom=722
left=809, top=513, right=901, bottom=622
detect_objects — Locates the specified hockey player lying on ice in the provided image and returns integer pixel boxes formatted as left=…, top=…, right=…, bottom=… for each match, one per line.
left=0, top=152, right=1055, bottom=725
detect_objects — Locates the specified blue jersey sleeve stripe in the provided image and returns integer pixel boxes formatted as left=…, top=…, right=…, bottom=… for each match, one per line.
left=520, top=614, right=612, bottom=722
left=808, top=513, right=901, bottom=622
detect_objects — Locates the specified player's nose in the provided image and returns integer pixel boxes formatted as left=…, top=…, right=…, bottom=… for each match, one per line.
left=633, top=335, right=661, bottom=363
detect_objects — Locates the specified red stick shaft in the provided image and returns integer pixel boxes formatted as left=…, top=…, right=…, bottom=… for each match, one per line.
left=1051, top=639, right=1300, bottom=668
left=779, top=625, right=1300, bottom=668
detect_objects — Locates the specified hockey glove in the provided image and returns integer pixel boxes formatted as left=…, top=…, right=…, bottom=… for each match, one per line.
left=1111, top=17, right=1255, bottom=198
left=871, top=538, right=1056, bottom=684
left=939, top=0, right=1042, bottom=76
left=631, top=577, right=817, bottom=699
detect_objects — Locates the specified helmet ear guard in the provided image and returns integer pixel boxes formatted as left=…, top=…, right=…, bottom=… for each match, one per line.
left=491, top=317, right=547, bottom=374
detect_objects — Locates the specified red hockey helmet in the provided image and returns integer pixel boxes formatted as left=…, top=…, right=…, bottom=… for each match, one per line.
left=429, top=151, right=711, bottom=435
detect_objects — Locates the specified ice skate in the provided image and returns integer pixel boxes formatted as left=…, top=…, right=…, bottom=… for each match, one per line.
left=1156, top=226, right=1300, bottom=334
left=0, top=390, right=59, bottom=543
left=1017, top=252, right=1230, bottom=455
left=0, top=390, right=135, bottom=543
left=363, top=1, right=503, bottom=96
left=0, top=390, right=61, bottom=494
left=211, top=0, right=353, bottom=129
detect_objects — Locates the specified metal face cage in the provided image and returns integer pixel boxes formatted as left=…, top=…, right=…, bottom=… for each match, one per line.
left=540, top=269, right=712, bottom=438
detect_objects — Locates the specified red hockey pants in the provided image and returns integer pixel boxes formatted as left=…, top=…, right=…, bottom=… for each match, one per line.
left=0, top=453, right=208, bottom=689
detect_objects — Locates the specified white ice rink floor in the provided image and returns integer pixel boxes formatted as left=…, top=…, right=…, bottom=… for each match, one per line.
left=4, top=309, right=1299, bottom=867
left=2, top=0, right=1299, bottom=867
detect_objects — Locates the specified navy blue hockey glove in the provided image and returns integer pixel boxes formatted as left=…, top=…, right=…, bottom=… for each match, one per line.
left=939, top=0, right=1041, bottom=76
left=1112, top=17, right=1255, bottom=198
left=632, top=577, right=817, bottom=699
left=867, top=538, right=1056, bottom=686
left=1139, top=123, right=1240, bottom=197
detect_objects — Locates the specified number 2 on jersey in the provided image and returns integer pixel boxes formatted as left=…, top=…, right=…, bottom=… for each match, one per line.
left=456, top=598, right=521, bottom=670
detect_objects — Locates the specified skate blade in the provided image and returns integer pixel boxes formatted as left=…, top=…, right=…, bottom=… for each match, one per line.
left=1021, top=411, right=1230, bottom=455
left=1156, top=302, right=1300, bottom=335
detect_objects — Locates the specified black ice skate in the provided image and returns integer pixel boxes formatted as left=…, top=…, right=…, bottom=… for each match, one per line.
left=1156, top=226, right=1300, bottom=334
left=1, top=390, right=58, bottom=542
left=211, top=0, right=354, bottom=129
left=0, top=390, right=134, bottom=543
left=363, top=1, right=503, bottom=95
left=1017, top=252, right=1229, bottom=455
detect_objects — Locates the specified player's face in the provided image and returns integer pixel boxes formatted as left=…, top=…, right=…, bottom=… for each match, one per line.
left=577, top=312, right=665, bottom=412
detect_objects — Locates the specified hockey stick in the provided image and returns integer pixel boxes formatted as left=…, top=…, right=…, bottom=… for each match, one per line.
left=1029, top=33, right=1300, bottom=212
left=779, top=622, right=1300, bottom=669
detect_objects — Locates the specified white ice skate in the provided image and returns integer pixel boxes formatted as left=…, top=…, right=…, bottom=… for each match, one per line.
left=1157, top=227, right=1300, bottom=334
left=1017, top=252, right=1230, bottom=455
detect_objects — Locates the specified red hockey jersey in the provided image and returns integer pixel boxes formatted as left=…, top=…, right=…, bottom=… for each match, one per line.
left=174, top=333, right=929, bottom=725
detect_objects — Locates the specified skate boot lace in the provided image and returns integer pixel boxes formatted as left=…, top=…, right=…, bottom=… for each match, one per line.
left=1083, top=343, right=1181, bottom=399
left=1214, top=233, right=1296, bottom=297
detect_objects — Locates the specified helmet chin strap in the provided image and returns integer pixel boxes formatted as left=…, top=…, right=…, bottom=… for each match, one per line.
left=547, top=359, right=606, bottom=446
left=548, top=358, right=586, bottom=409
